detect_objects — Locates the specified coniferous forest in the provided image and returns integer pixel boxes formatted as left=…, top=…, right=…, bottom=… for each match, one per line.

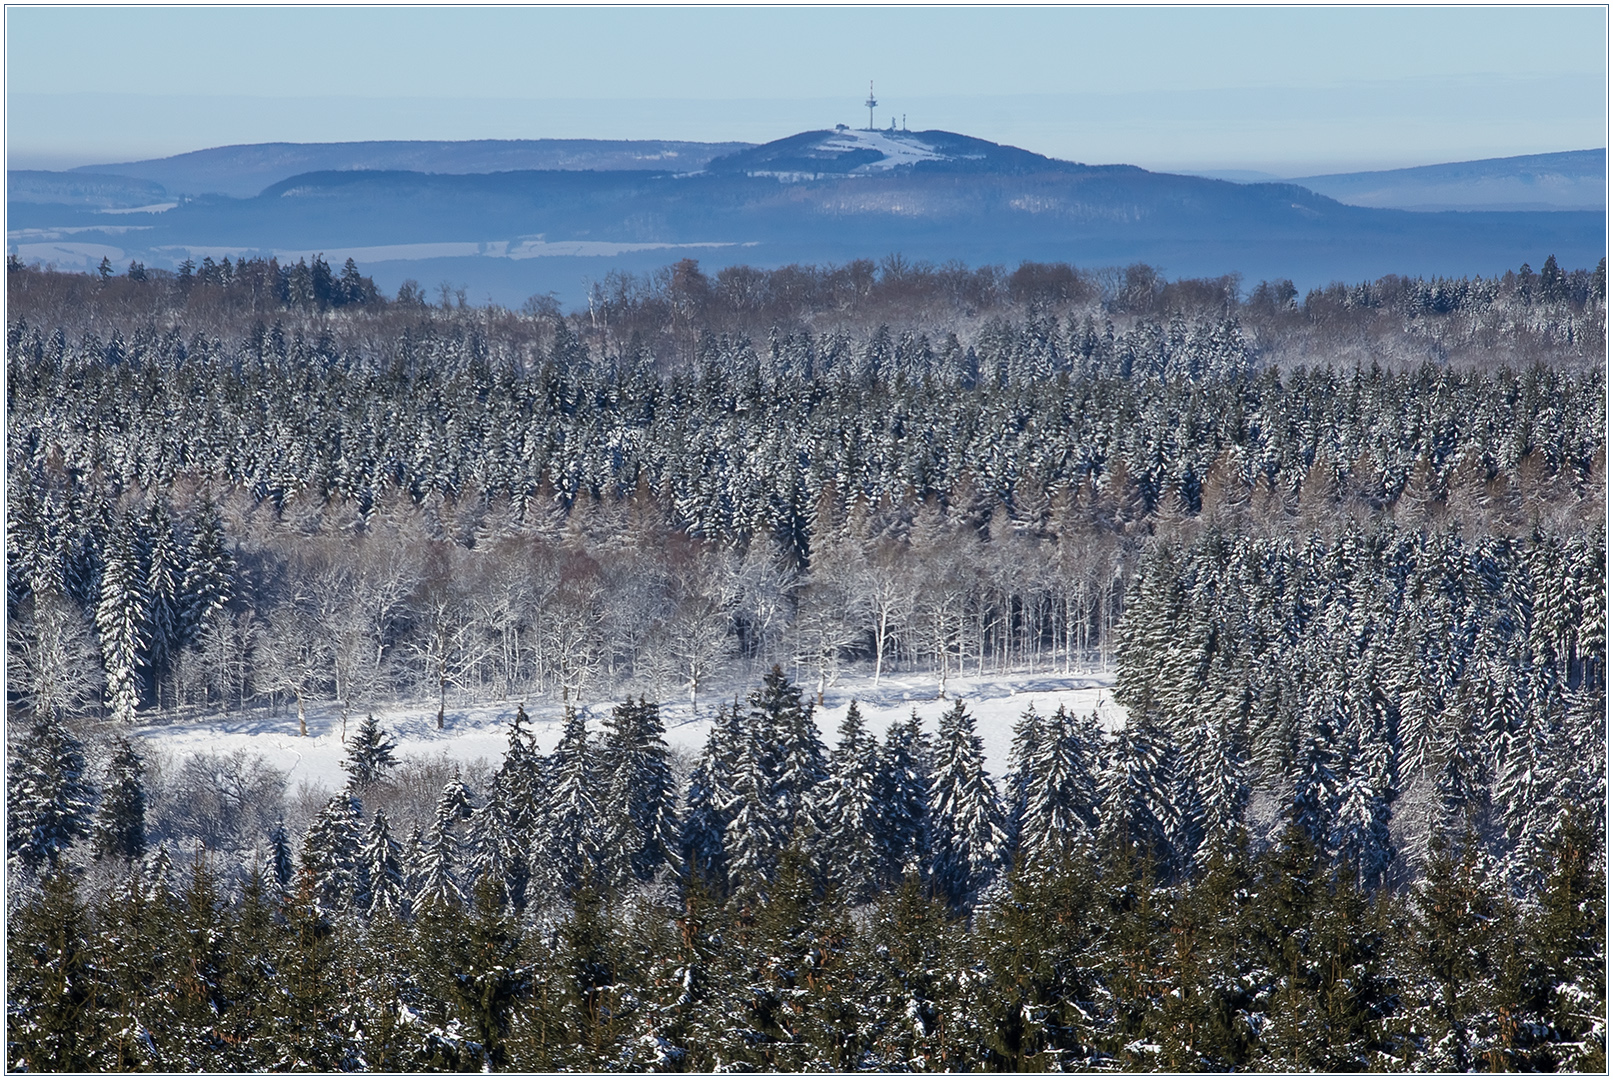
left=5, top=252, right=1606, bottom=1070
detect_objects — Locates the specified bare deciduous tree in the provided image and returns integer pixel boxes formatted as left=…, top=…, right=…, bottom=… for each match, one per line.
left=7, top=589, right=103, bottom=721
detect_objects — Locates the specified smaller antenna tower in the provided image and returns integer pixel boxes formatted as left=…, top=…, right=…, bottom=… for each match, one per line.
left=865, top=81, right=878, bottom=131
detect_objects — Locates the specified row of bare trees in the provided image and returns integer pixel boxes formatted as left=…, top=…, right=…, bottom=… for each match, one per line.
left=8, top=483, right=1138, bottom=729
left=218, top=500, right=1136, bottom=724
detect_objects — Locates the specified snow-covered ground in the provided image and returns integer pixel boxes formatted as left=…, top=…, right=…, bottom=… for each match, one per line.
left=132, top=668, right=1124, bottom=800
left=818, top=129, right=943, bottom=172
left=97, top=202, right=179, bottom=215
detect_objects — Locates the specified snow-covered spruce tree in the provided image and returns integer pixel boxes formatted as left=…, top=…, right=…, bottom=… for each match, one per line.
left=1330, top=715, right=1396, bottom=893
left=94, top=516, right=148, bottom=723
left=1525, top=815, right=1608, bottom=1071
left=272, top=868, right=353, bottom=1070
left=748, top=665, right=827, bottom=846
left=1403, top=832, right=1513, bottom=1073
left=340, top=713, right=399, bottom=792
left=360, top=809, right=409, bottom=920
left=1179, top=711, right=1250, bottom=868
left=267, top=817, right=295, bottom=890
left=178, top=496, right=233, bottom=649
left=1096, top=717, right=1178, bottom=876
left=721, top=718, right=787, bottom=906
left=6, top=710, right=96, bottom=876
left=682, top=699, right=742, bottom=892
left=159, top=855, right=234, bottom=1070
left=598, top=697, right=681, bottom=891
left=535, top=705, right=600, bottom=900
left=140, top=498, right=182, bottom=708
left=1112, top=542, right=1187, bottom=721
left=1016, top=705, right=1102, bottom=871
left=463, top=799, right=514, bottom=912
left=5, top=483, right=46, bottom=617
left=434, top=874, right=527, bottom=1070
left=6, top=868, right=99, bottom=1072
left=212, top=859, right=285, bottom=1070
left=1289, top=691, right=1344, bottom=856
left=483, top=706, right=541, bottom=911
left=926, top=699, right=1007, bottom=907
left=1004, top=705, right=1044, bottom=856
left=856, top=873, right=964, bottom=1069
left=815, top=700, right=882, bottom=903
left=143, top=841, right=179, bottom=900
left=300, top=792, right=364, bottom=913
left=491, top=705, right=543, bottom=842
left=871, top=712, right=931, bottom=889
left=90, top=858, right=176, bottom=1070
left=416, top=774, right=474, bottom=911
left=92, top=735, right=147, bottom=862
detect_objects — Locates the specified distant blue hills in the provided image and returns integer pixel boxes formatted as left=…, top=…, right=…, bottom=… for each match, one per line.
left=1293, top=150, right=1605, bottom=213
left=8, top=130, right=1604, bottom=306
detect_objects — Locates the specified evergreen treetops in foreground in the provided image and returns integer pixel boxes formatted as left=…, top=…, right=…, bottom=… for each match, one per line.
left=8, top=663, right=1606, bottom=1071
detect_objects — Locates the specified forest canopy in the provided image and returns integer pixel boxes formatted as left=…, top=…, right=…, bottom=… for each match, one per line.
left=5, top=252, right=1605, bottom=1071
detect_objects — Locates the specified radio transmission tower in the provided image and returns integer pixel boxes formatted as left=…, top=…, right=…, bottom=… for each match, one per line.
left=865, top=81, right=878, bottom=131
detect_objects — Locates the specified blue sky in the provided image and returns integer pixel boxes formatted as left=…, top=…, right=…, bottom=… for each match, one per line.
left=7, top=6, right=1606, bottom=175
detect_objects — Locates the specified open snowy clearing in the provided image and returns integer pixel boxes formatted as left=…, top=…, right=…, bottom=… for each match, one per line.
left=820, top=128, right=943, bottom=172
left=132, top=668, right=1124, bottom=799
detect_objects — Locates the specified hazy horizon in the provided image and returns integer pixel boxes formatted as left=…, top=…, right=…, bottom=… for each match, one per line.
left=7, top=7, right=1606, bottom=177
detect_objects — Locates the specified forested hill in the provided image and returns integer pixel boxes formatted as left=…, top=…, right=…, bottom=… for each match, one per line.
left=10, top=129, right=1604, bottom=305
left=6, top=255, right=1606, bottom=1071
left=62, top=138, right=757, bottom=199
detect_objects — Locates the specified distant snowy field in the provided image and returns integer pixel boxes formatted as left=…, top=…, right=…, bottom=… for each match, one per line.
left=132, top=669, right=1124, bottom=799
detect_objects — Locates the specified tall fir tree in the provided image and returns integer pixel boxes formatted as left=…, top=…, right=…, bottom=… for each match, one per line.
left=536, top=706, right=600, bottom=900
left=926, top=699, right=1007, bottom=907
left=7, top=710, right=96, bottom=875
left=94, top=517, right=148, bottom=723
left=816, top=701, right=882, bottom=903
left=140, top=499, right=182, bottom=706
left=91, top=735, right=147, bottom=862
left=178, top=496, right=233, bottom=648
left=5, top=870, right=99, bottom=1071
left=1017, top=705, right=1101, bottom=871
left=360, top=809, right=409, bottom=919
left=301, top=792, right=364, bottom=913
left=416, top=775, right=474, bottom=911
left=871, top=712, right=931, bottom=889
left=749, top=665, right=827, bottom=844
left=598, top=697, right=681, bottom=890
left=340, top=714, right=399, bottom=792
left=682, top=700, right=742, bottom=891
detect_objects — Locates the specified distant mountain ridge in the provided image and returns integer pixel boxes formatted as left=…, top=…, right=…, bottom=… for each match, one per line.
left=64, top=138, right=755, bottom=199
left=9, top=170, right=170, bottom=208
left=1292, top=149, right=1605, bottom=212
left=8, top=130, right=1604, bottom=305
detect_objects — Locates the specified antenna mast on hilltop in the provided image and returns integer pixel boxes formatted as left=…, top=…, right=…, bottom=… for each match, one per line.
left=865, top=81, right=878, bottom=131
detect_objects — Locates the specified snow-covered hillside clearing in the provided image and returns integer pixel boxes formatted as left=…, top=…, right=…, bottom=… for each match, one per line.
left=819, top=129, right=944, bottom=172
left=133, top=668, right=1123, bottom=801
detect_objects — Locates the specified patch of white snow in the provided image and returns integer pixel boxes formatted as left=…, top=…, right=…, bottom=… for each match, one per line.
left=131, top=668, right=1124, bottom=798
left=819, top=129, right=944, bottom=173
left=97, top=203, right=179, bottom=215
